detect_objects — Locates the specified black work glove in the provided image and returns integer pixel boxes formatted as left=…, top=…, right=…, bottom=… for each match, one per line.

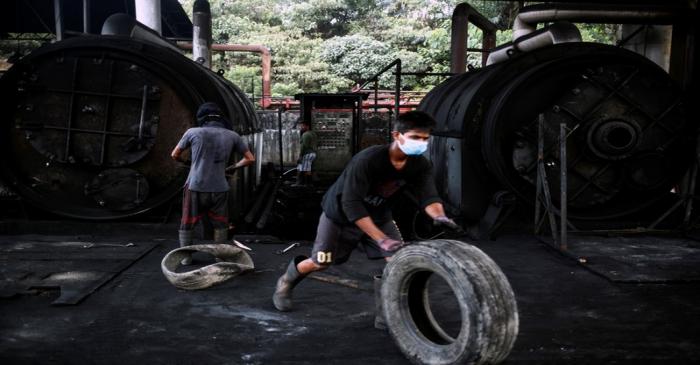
left=433, top=216, right=465, bottom=234
left=377, top=237, right=403, bottom=252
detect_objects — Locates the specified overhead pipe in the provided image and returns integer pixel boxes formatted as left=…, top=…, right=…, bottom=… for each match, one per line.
left=177, top=43, right=272, bottom=108
left=135, top=0, right=162, bottom=35
left=450, top=3, right=498, bottom=72
left=102, top=14, right=181, bottom=53
left=487, top=22, right=582, bottom=66
left=513, top=3, right=682, bottom=41
left=192, top=0, right=212, bottom=68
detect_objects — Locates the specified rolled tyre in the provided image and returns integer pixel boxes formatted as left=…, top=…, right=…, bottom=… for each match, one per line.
left=381, top=240, right=518, bottom=365
left=161, top=244, right=254, bottom=290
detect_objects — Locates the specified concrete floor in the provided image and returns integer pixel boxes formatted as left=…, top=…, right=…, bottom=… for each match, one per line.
left=1, top=225, right=699, bottom=364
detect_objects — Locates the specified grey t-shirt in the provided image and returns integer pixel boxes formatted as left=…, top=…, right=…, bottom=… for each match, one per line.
left=176, top=122, right=248, bottom=192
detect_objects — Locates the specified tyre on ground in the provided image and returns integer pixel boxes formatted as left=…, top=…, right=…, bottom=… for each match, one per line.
left=381, top=239, right=519, bottom=365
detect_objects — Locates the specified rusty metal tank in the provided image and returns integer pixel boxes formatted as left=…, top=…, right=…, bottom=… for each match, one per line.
left=0, top=36, right=259, bottom=219
left=420, top=43, right=694, bottom=222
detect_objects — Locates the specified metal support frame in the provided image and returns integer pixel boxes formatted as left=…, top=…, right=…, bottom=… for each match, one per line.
left=534, top=114, right=563, bottom=249
left=534, top=115, right=577, bottom=250
left=648, top=129, right=700, bottom=230
left=277, top=107, right=284, bottom=174
left=356, top=59, right=402, bottom=124
left=559, top=122, right=568, bottom=250
left=354, top=97, right=363, bottom=153
left=535, top=115, right=700, bottom=250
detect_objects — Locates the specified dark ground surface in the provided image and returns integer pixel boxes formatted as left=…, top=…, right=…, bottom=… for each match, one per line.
left=1, top=223, right=700, bottom=364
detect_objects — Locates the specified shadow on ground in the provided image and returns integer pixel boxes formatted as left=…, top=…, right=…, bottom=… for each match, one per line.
left=1, top=227, right=699, bottom=364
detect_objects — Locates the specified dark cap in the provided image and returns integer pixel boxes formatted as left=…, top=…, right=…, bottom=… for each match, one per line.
left=196, top=102, right=222, bottom=120
left=196, top=102, right=232, bottom=129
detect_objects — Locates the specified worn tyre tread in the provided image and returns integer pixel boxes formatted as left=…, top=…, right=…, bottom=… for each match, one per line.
left=381, top=240, right=518, bottom=365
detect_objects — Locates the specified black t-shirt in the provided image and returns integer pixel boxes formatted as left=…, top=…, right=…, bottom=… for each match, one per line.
left=321, top=144, right=442, bottom=225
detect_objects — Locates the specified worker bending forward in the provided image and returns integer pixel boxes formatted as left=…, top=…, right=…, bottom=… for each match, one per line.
left=273, top=110, right=460, bottom=312
left=171, top=102, right=255, bottom=264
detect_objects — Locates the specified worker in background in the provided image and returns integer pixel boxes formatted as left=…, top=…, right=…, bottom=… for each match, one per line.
left=171, top=102, right=256, bottom=265
left=294, top=120, right=318, bottom=187
left=272, top=110, right=462, bottom=325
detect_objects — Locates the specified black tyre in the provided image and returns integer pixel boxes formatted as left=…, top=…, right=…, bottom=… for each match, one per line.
left=381, top=240, right=518, bottom=365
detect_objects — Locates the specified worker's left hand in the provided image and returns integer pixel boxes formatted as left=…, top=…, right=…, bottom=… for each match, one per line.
left=377, top=238, right=403, bottom=252
left=433, top=216, right=464, bottom=234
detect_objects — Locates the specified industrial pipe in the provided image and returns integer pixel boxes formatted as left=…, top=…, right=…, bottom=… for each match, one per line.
left=177, top=42, right=272, bottom=108
left=102, top=13, right=181, bottom=53
left=192, top=0, right=212, bottom=68
left=513, top=3, right=682, bottom=41
left=135, top=0, right=162, bottom=35
left=82, top=0, right=91, bottom=34
left=487, top=22, right=581, bottom=65
left=450, top=3, right=498, bottom=71
left=53, top=0, right=64, bottom=41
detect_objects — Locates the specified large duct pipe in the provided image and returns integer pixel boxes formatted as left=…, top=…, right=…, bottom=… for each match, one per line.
left=102, top=13, right=181, bottom=53
left=135, top=0, right=162, bottom=35
left=450, top=3, right=498, bottom=72
left=513, top=3, right=682, bottom=41
left=487, top=22, right=582, bottom=65
left=178, top=43, right=272, bottom=108
left=193, top=0, right=212, bottom=68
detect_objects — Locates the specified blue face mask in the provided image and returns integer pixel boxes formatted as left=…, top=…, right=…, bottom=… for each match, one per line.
left=398, top=134, right=428, bottom=155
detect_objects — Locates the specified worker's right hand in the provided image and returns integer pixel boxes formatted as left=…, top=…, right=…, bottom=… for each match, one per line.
left=377, top=237, right=403, bottom=252
left=225, top=165, right=240, bottom=173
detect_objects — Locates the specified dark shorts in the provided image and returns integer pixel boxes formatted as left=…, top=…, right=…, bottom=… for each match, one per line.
left=311, top=213, right=403, bottom=266
left=180, top=185, right=229, bottom=231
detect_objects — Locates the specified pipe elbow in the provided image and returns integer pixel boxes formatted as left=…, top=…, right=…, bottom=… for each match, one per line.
left=546, top=22, right=582, bottom=44
left=101, top=13, right=137, bottom=36
left=512, top=16, right=536, bottom=41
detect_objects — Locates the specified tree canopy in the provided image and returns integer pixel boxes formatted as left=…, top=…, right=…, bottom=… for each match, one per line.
left=179, top=0, right=618, bottom=97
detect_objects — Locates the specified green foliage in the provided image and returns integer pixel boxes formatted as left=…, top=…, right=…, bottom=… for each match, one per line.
left=178, top=1, right=620, bottom=96
left=320, top=34, right=394, bottom=82
left=577, top=23, right=619, bottom=45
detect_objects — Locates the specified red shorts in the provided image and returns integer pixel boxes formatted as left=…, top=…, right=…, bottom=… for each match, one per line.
left=180, top=185, right=229, bottom=230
